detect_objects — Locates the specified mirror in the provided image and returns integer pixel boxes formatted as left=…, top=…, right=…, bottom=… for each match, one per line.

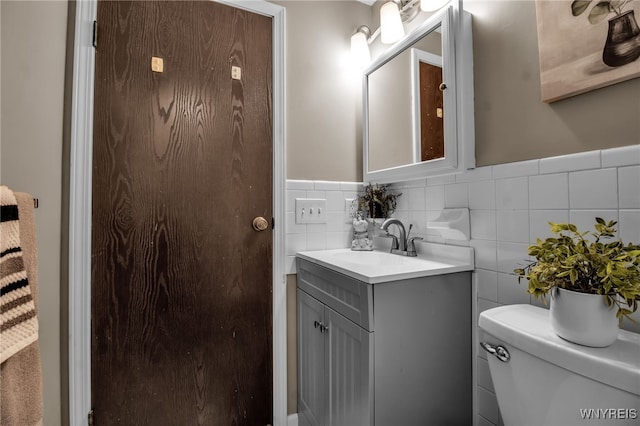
left=363, top=6, right=474, bottom=183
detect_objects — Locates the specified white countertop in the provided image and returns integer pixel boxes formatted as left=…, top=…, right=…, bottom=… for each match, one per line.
left=296, top=243, right=474, bottom=284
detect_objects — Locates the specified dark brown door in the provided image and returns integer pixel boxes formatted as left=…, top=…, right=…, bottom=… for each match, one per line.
left=419, top=61, right=444, bottom=162
left=91, top=1, right=273, bottom=424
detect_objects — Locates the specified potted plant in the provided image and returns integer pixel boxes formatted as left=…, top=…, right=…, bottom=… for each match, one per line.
left=514, top=218, right=640, bottom=347
left=356, top=183, right=401, bottom=219
left=571, top=0, right=640, bottom=67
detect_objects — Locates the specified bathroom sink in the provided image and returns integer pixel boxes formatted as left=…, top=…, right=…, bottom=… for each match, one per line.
left=296, top=243, right=474, bottom=284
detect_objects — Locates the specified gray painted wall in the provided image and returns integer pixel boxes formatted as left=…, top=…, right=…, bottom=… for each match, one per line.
left=285, top=0, right=639, bottom=181
left=274, top=0, right=373, bottom=182
left=465, top=0, right=640, bottom=167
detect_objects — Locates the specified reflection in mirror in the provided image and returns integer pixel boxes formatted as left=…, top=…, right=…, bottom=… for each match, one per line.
left=368, top=25, right=443, bottom=172
left=412, top=47, right=444, bottom=162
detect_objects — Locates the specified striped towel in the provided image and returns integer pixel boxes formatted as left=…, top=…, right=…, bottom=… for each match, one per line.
left=1, top=185, right=38, bottom=363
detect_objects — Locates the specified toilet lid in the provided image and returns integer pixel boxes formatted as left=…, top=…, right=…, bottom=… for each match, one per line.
left=479, top=304, right=640, bottom=396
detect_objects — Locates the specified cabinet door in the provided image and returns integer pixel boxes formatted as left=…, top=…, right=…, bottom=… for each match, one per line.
left=326, top=307, right=373, bottom=426
left=298, top=290, right=326, bottom=426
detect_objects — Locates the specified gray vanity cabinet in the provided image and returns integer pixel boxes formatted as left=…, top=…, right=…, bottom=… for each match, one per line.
left=297, top=257, right=471, bottom=426
left=298, top=290, right=373, bottom=426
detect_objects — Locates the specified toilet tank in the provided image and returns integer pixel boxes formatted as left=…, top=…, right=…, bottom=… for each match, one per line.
left=479, top=304, right=640, bottom=426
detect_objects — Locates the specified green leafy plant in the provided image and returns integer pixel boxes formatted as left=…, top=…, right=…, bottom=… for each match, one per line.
left=571, top=0, right=633, bottom=24
left=356, top=184, right=401, bottom=219
left=514, top=218, right=640, bottom=324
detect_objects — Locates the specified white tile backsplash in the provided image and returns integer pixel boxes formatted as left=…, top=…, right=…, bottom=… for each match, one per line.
left=408, top=187, right=426, bottom=211
left=469, top=180, right=496, bottom=210
left=497, top=272, right=531, bottom=305
left=325, top=211, right=345, bottom=232
left=477, top=386, right=501, bottom=425
left=471, top=210, right=497, bottom=240
left=618, top=165, right=640, bottom=208
left=285, top=180, right=361, bottom=273
left=476, top=356, right=494, bottom=393
left=325, top=190, right=345, bottom=211
left=529, top=173, right=569, bottom=209
left=601, top=144, right=640, bottom=168
left=456, top=165, right=492, bottom=183
left=495, top=177, right=529, bottom=210
left=312, top=180, right=342, bottom=191
left=569, top=210, right=619, bottom=235
left=427, top=173, right=456, bottom=186
left=496, top=241, right=530, bottom=274
left=475, top=269, right=498, bottom=301
left=496, top=210, right=529, bottom=243
left=619, top=209, right=640, bottom=243
left=529, top=209, right=569, bottom=242
left=569, top=168, right=618, bottom=209
left=445, top=182, right=469, bottom=208
left=286, top=180, right=314, bottom=190
left=425, top=185, right=445, bottom=210
left=286, top=190, right=306, bottom=212
left=470, top=239, right=497, bottom=271
left=492, top=159, right=538, bottom=179
left=539, top=150, right=601, bottom=174
left=286, top=145, right=640, bottom=426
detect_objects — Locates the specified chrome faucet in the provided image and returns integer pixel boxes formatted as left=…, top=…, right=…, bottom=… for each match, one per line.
left=380, top=218, right=423, bottom=257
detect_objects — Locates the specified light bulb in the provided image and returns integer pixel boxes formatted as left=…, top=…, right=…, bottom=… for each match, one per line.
left=380, top=2, right=405, bottom=44
left=351, top=30, right=371, bottom=69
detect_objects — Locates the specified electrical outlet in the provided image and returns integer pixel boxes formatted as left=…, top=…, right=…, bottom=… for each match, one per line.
left=345, top=198, right=356, bottom=223
left=295, top=198, right=326, bottom=224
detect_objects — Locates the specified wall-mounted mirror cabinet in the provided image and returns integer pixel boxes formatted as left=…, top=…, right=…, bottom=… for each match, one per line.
left=363, top=6, right=474, bottom=183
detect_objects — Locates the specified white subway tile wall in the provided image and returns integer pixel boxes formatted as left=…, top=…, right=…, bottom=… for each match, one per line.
left=285, top=180, right=361, bottom=273
left=286, top=145, right=640, bottom=426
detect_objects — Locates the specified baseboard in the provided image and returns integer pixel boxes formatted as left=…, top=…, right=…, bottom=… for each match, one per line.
left=287, top=413, right=298, bottom=426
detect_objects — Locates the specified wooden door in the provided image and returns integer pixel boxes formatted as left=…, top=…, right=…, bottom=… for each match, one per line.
left=91, top=1, right=273, bottom=424
left=418, top=61, right=444, bottom=162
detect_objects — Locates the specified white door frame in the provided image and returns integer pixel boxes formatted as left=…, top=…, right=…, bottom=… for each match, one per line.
left=67, top=1, right=287, bottom=424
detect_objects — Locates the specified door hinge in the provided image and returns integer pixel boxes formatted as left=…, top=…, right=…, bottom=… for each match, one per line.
left=88, top=409, right=94, bottom=426
left=92, top=21, right=98, bottom=49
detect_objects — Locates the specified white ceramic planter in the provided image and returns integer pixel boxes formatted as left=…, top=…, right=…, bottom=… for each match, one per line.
left=550, top=287, right=619, bottom=347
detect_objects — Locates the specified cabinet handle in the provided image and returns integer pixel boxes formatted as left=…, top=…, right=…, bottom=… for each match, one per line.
left=313, top=320, right=329, bottom=333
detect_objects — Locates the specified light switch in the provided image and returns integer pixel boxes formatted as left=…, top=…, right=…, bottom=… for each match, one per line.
left=151, top=57, right=164, bottom=73
left=295, top=198, right=326, bottom=224
left=231, top=66, right=241, bottom=80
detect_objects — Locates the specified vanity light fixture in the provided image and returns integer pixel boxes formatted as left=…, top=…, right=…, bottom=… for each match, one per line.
left=351, top=0, right=449, bottom=64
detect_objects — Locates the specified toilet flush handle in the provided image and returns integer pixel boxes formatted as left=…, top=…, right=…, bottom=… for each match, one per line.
left=480, top=342, right=510, bottom=363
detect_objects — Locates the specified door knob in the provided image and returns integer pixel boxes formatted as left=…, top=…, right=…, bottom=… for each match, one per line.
left=252, top=216, right=269, bottom=231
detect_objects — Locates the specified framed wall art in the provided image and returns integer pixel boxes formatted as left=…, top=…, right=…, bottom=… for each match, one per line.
left=535, top=0, right=640, bottom=102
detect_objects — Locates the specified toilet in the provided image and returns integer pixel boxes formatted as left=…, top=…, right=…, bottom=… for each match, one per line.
left=478, top=304, right=640, bottom=426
